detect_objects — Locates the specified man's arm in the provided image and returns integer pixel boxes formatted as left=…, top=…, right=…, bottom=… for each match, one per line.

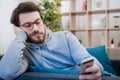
left=0, top=30, right=28, bottom=80
left=64, top=31, right=103, bottom=80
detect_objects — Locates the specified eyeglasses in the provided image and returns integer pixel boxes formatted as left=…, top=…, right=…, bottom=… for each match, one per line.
left=20, top=18, right=43, bottom=30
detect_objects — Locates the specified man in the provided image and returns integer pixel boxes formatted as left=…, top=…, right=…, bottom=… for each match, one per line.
left=0, top=2, right=103, bottom=80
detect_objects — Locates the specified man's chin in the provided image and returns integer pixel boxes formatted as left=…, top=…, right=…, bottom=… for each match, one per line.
left=28, top=35, right=45, bottom=43
left=31, top=38, right=44, bottom=44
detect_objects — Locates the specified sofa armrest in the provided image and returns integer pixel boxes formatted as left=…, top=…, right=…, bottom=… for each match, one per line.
left=111, top=60, right=120, bottom=76
left=16, top=72, right=120, bottom=80
left=16, top=72, right=79, bottom=80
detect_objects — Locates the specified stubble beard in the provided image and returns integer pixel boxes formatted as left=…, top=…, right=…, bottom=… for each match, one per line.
left=27, top=31, right=46, bottom=44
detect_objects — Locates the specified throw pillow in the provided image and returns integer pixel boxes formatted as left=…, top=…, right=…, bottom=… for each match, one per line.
left=87, top=45, right=117, bottom=76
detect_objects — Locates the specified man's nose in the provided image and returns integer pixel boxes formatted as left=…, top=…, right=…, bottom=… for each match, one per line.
left=32, top=24, right=39, bottom=31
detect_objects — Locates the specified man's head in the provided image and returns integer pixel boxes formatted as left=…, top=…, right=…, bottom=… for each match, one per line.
left=10, top=2, right=46, bottom=44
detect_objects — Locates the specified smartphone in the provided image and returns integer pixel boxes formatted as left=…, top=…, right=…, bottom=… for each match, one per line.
left=80, top=58, right=94, bottom=74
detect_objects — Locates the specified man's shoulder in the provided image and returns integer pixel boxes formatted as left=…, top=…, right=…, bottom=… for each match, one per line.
left=52, top=30, right=71, bottom=35
left=51, top=31, right=74, bottom=39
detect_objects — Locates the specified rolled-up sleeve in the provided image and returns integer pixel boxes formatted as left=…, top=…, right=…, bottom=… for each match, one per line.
left=0, top=31, right=28, bottom=80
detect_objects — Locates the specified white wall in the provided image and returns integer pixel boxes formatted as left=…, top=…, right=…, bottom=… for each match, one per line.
left=0, top=0, right=17, bottom=55
left=0, top=0, right=39, bottom=55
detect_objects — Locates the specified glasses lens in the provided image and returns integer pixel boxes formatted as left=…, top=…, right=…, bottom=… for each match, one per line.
left=21, top=18, right=42, bottom=30
left=34, top=19, right=41, bottom=25
left=23, top=22, right=32, bottom=29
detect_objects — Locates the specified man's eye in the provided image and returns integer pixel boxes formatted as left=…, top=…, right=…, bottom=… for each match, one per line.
left=35, top=21, right=41, bottom=25
left=24, top=23, right=32, bottom=28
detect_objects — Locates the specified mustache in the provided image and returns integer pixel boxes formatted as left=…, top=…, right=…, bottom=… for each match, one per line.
left=31, top=31, right=43, bottom=36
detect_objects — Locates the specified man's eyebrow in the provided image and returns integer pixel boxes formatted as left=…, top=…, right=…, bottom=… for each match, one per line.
left=34, top=18, right=41, bottom=22
left=22, top=18, right=41, bottom=24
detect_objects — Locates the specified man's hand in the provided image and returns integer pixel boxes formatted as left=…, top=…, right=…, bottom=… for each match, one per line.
left=13, top=26, right=23, bottom=35
left=79, top=63, right=102, bottom=80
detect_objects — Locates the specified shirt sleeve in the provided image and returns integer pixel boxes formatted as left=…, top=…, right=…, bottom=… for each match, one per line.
left=64, top=31, right=103, bottom=72
left=0, top=31, right=28, bottom=80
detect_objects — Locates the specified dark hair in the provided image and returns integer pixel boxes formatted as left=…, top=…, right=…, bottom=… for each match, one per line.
left=10, top=2, right=43, bottom=27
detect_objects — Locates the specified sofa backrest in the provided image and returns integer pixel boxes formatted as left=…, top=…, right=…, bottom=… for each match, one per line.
left=0, top=55, right=3, bottom=60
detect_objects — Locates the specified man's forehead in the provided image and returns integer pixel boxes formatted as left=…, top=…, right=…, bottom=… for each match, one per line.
left=19, top=11, right=41, bottom=24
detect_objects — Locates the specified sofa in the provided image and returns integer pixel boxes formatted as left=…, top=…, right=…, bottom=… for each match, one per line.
left=0, top=45, right=120, bottom=80
left=111, top=59, right=120, bottom=76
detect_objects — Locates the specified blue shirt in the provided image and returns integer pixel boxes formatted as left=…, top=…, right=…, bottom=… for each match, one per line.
left=0, top=29, right=103, bottom=80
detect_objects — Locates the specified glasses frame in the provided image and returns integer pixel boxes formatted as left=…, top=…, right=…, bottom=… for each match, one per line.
left=20, top=18, right=43, bottom=30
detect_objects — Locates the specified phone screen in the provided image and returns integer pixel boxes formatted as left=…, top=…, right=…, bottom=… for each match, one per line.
left=80, top=58, right=94, bottom=74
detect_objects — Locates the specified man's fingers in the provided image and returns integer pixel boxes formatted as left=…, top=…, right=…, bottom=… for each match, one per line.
left=79, top=64, right=102, bottom=80
left=79, top=71, right=101, bottom=80
left=85, top=64, right=99, bottom=73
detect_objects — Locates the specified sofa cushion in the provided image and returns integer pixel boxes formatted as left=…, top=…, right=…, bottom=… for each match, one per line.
left=87, top=45, right=117, bottom=76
